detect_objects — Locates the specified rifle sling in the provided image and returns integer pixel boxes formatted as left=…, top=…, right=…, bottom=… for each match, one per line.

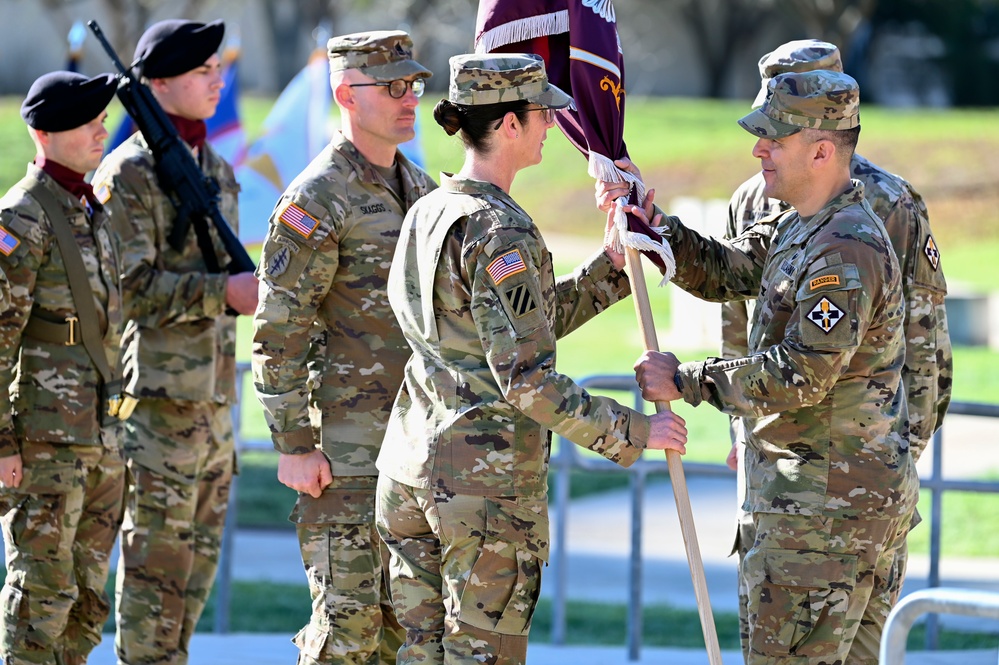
left=20, top=174, right=115, bottom=385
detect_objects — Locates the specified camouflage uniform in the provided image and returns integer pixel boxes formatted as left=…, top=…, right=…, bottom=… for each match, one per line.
left=253, top=129, right=434, bottom=664
left=0, top=164, right=125, bottom=664
left=661, top=71, right=918, bottom=664
left=721, top=41, right=953, bottom=657
left=375, top=56, right=654, bottom=665
left=93, top=128, right=239, bottom=664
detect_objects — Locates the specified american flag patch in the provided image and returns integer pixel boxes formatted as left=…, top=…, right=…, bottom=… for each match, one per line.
left=0, top=225, right=21, bottom=256
left=94, top=182, right=111, bottom=204
left=486, top=249, right=527, bottom=285
left=279, top=202, right=319, bottom=238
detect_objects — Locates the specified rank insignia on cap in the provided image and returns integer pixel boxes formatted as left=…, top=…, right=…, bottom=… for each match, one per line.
left=807, top=296, right=844, bottom=333
left=94, top=182, right=111, bottom=205
left=924, top=235, right=940, bottom=271
left=504, top=283, right=537, bottom=318
left=486, top=249, right=527, bottom=285
left=0, top=225, right=21, bottom=256
left=809, top=274, right=840, bottom=290
left=279, top=202, right=319, bottom=239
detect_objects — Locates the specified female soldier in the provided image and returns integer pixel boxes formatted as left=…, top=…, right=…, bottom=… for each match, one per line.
left=375, top=53, right=688, bottom=665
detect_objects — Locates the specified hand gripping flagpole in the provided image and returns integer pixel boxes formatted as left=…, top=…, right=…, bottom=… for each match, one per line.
left=604, top=170, right=723, bottom=665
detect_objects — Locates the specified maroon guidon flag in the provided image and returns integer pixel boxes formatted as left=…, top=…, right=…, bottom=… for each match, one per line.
left=474, top=0, right=674, bottom=277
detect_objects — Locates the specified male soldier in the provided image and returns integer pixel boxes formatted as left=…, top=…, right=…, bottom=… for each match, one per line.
left=0, top=71, right=124, bottom=665
left=251, top=30, right=435, bottom=664
left=621, top=71, right=918, bottom=663
left=719, top=40, right=952, bottom=657
left=92, top=18, right=257, bottom=665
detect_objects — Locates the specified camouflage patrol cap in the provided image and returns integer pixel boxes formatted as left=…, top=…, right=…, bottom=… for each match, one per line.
left=752, top=39, right=843, bottom=108
left=328, top=30, right=431, bottom=81
left=739, top=70, right=859, bottom=139
left=448, top=53, right=571, bottom=107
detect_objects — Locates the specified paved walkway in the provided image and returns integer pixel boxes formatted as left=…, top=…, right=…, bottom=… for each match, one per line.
left=17, top=413, right=999, bottom=663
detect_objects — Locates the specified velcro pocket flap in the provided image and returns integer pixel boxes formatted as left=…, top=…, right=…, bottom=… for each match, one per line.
left=14, top=462, right=79, bottom=495
left=289, top=487, right=374, bottom=525
left=763, top=549, right=857, bottom=591
left=795, top=263, right=861, bottom=301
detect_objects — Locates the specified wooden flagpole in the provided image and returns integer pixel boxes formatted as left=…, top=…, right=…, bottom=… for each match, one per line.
left=624, top=245, right=724, bottom=665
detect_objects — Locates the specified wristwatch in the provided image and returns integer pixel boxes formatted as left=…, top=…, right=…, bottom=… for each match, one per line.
left=673, top=370, right=683, bottom=393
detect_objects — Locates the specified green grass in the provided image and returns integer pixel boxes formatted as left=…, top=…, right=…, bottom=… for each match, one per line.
left=3, top=94, right=997, bottom=548
left=100, top=576, right=999, bottom=651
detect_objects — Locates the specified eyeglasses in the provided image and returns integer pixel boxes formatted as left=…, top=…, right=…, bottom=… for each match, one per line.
left=348, top=78, right=425, bottom=99
left=524, top=106, right=556, bottom=124
left=492, top=106, right=557, bottom=130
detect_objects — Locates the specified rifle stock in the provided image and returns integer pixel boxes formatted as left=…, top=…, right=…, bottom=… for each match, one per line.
left=88, top=20, right=255, bottom=275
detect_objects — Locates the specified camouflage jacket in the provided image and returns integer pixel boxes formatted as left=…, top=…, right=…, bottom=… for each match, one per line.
left=93, top=134, right=239, bottom=404
left=251, top=132, right=436, bottom=474
left=377, top=174, right=647, bottom=496
left=668, top=181, right=918, bottom=519
left=0, top=164, right=123, bottom=455
left=720, top=154, right=952, bottom=458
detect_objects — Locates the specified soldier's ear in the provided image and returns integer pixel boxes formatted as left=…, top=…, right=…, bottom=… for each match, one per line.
left=333, top=81, right=354, bottom=109
left=810, top=137, right=837, bottom=169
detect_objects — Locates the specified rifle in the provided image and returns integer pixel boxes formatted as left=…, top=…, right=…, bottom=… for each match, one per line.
left=88, top=20, right=255, bottom=276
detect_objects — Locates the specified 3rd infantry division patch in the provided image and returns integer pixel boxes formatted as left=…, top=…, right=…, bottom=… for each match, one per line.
left=504, top=283, right=537, bottom=318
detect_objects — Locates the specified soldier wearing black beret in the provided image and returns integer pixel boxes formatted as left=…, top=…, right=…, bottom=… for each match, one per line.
left=0, top=70, right=126, bottom=664
left=92, top=18, right=257, bottom=665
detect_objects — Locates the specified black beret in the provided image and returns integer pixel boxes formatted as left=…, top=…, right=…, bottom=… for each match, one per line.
left=134, top=19, right=224, bottom=79
left=20, top=71, right=118, bottom=132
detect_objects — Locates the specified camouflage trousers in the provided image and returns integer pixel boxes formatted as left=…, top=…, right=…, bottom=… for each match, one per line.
left=375, top=476, right=549, bottom=665
left=0, top=437, right=125, bottom=665
left=115, top=399, right=235, bottom=665
left=733, top=440, right=913, bottom=662
left=740, top=511, right=911, bottom=665
left=291, top=475, right=403, bottom=665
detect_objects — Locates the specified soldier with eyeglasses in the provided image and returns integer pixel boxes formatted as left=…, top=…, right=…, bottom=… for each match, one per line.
left=251, top=29, right=436, bottom=665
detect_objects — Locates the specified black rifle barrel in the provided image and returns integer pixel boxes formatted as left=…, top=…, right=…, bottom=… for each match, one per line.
left=88, top=20, right=255, bottom=275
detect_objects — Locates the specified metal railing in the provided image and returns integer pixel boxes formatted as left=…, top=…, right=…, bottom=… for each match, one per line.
left=879, top=588, right=999, bottom=665
left=215, top=367, right=999, bottom=658
left=548, top=377, right=999, bottom=659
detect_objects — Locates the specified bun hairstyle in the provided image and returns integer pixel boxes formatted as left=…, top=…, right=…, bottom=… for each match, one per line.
left=432, top=98, right=532, bottom=152
left=433, top=99, right=463, bottom=136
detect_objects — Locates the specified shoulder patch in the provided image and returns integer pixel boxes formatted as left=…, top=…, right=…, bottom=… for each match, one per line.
left=504, top=283, right=537, bottom=318
left=806, top=296, right=845, bottom=333
left=923, top=234, right=940, bottom=271
left=486, top=249, right=527, bottom=285
left=278, top=201, right=320, bottom=239
left=94, top=181, right=112, bottom=205
left=809, top=274, right=840, bottom=291
left=0, top=225, right=21, bottom=256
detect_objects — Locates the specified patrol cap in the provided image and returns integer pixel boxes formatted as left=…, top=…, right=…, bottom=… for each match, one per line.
left=739, top=70, right=860, bottom=139
left=448, top=53, right=571, bottom=107
left=752, top=39, right=843, bottom=108
left=134, top=19, right=224, bottom=78
left=327, top=30, right=431, bottom=81
left=20, top=71, right=117, bottom=132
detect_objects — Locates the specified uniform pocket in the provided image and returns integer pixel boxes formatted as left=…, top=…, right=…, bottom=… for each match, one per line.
left=289, top=487, right=375, bottom=525
left=0, top=585, right=29, bottom=653
left=748, top=548, right=858, bottom=658
left=458, top=497, right=549, bottom=636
